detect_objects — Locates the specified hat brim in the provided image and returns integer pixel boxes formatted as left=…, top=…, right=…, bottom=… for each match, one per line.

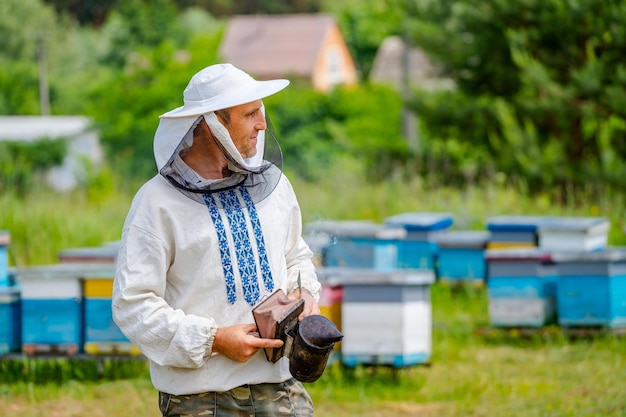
left=160, top=79, right=290, bottom=118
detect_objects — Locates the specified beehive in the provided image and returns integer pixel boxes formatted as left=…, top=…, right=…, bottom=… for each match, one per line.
left=0, top=231, right=10, bottom=287
left=485, top=215, right=545, bottom=249
left=435, top=230, right=490, bottom=284
left=537, top=217, right=609, bottom=252
left=486, top=248, right=557, bottom=327
left=17, top=264, right=87, bottom=355
left=0, top=286, right=20, bottom=354
left=384, top=212, right=454, bottom=270
left=553, top=248, right=626, bottom=329
left=83, top=274, right=140, bottom=355
left=318, top=267, right=435, bottom=367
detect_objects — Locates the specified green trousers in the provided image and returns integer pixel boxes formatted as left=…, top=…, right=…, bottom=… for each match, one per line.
left=159, top=378, right=314, bottom=417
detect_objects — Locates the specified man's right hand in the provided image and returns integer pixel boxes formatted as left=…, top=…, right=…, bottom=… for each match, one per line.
left=212, top=323, right=284, bottom=363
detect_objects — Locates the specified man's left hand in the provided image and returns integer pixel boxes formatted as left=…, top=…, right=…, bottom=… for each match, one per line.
left=287, top=289, right=320, bottom=321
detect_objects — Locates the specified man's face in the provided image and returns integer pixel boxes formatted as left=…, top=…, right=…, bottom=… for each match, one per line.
left=219, top=100, right=266, bottom=159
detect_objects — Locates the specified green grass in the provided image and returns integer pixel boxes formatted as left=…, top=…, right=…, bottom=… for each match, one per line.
left=2, top=284, right=625, bottom=416
left=306, top=284, right=626, bottom=417
left=2, top=171, right=625, bottom=266
left=1, top=173, right=626, bottom=416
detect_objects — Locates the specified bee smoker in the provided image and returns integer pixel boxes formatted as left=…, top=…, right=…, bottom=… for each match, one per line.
left=287, top=314, right=343, bottom=383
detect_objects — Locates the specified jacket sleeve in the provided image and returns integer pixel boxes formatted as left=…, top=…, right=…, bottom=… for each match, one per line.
left=281, top=178, right=322, bottom=301
left=112, top=223, right=217, bottom=368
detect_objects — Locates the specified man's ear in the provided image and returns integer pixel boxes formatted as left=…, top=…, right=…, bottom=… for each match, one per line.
left=215, top=109, right=231, bottom=125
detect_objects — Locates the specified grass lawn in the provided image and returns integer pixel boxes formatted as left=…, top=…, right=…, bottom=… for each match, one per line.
left=2, top=284, right=625, bottom=417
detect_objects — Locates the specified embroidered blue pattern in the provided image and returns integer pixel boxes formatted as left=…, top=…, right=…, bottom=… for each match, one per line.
left=219, top=190, right=260, bottom=305
left=203, top=193, right=237, bottom=304
left=203, top=188, right=274, bottom=305
left=241, top=187, right=274, bottom=293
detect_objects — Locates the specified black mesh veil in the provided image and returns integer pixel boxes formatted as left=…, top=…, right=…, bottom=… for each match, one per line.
left=159, top=112, right=283, bottom=205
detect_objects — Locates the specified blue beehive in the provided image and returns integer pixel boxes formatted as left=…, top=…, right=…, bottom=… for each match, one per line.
left=17, top=264, right=85, bottom=355
left=309, top=220, right=382, bottom=268
left=553, top=248, right=626, bottom=329
left=0, top=285, right=21, bottom=354
left=83, top=274, right=140, bottom=355
left=310, top=220, right=424, bottom=271
left=317, top=267, right=435, bottom=368
left=383, top=212, right=454, bottom=270
left=486, top=248, right=557, bottom=327
left=537, top=217, right=609, bottom=252
left=435, top=231, right=490, bottom=284
left=57, top=243, right=137, bottom=354
left=0, top=231, right=10, bottom=287
left=485, top=215, right=546, bottom=249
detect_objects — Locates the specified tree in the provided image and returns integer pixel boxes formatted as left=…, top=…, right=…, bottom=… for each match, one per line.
left=85, top=29, right=224, bottom=179
left=408, top=0, right=626, bottom=193
left=0, top=0, right=58, bottom=114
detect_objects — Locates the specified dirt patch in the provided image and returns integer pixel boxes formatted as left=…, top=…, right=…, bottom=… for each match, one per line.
left=381, top=401, right=447, bottom=416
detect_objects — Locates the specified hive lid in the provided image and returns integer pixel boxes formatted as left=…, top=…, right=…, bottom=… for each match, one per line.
left=58, top=244, right=119, bottom=262
left=537, top=217, right=610, bottom=234
left=551, top=247, right=626, bottom=263
left=435, top=230, right=491, bottom=247
left=485, top=248, right=553, bottom=262
left=486, top=215, right=549, bottom=232
left=316, top=267, right=435, bottom=285
left=305, top=220, right=382, bottom=238
left=14, top=262, right=116, bottom=281
left=384, top=212, right=454, bottom=232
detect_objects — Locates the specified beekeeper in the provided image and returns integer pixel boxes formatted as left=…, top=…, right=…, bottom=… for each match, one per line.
left=112, top=63, right=321, bottom=416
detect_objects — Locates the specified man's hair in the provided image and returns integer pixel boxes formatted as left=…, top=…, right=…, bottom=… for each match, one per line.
left=215, top=108, right=231, bottom=124
left=193, top=109, right=231, bottom=139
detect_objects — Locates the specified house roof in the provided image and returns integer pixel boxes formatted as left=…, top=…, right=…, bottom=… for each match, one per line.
left=0, top=116, right=93, bottom=141
left=219, top=14, right=337, bottom=79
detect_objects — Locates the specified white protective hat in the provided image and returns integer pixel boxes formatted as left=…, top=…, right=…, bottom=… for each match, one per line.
left=161, top=63, right=289, bottom=118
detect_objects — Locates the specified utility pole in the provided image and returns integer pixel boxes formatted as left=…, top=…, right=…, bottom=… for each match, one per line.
left=36, top=33, right=50, bottom=116
left=401, top=24, right=418, bottom=152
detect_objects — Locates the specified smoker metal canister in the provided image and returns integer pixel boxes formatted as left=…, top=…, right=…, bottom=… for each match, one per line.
left=289, top=315, right=343, bottom=383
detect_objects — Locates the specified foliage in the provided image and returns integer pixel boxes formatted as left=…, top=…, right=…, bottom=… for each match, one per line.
left=0, top=0, right=57, bottom=114
left=408, top=0, right=626, bottom=194
left=0, top=62, right=41, bottom=115
left=4, top=0, right=626, bottom=199
left=325, top=84, right=409, bottom=181
left=85, top=30, right=224, bottom=179
left=0, top=139, right=66, bottom=195
left=43, top=0, right=325, bottom=25
left=0, top=180, right=133, bottom=265
left=198, top=0, right=323, bottom=17
left=0, top=357, right=149, bottom=384
left=3, top=168, right=624, bottom=267
left=322, top=0, right=405, bottom=80
left=102, top=0, right=185, bottom=68
left=266, top=83, right=406, bottom=182
left=0, top=0, right=57, bottom=62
